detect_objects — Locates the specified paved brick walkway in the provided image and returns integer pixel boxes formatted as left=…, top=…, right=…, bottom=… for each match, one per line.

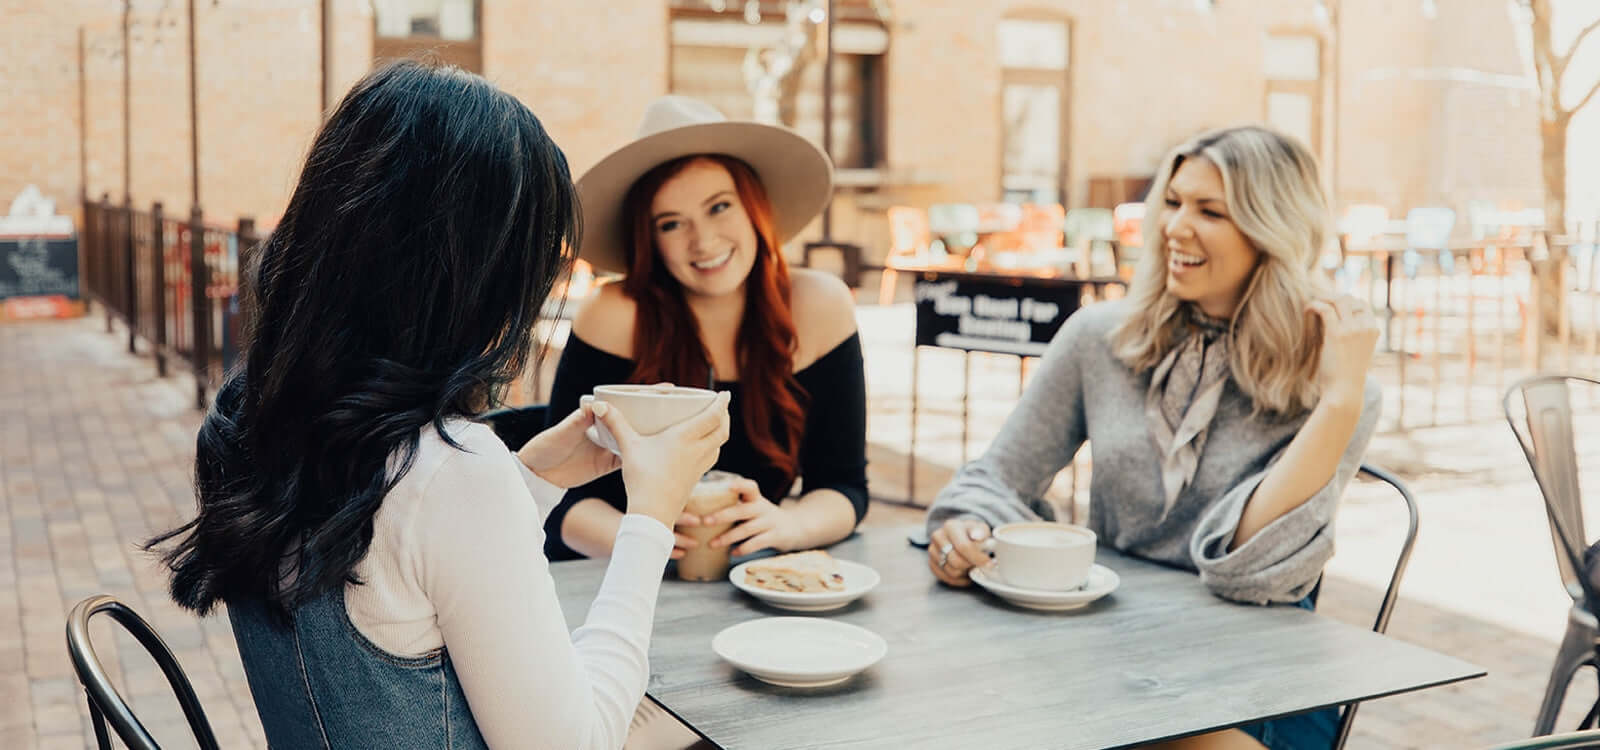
left=1, top=313, right=1595, bottom=749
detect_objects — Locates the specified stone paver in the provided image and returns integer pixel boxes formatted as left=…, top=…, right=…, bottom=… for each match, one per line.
left=3, top=308, right=1599, bottom=748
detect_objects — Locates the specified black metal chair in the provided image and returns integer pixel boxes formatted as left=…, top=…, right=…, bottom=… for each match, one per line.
left=1485, top=729, right=1600, bottom=749
left=65, top=594, right=221, bottom=750
left=1328, top=463, right=1422, bottom=750
left=481, top=403, right=550, bottom=451
left=1505, top=375, right=1600, bottom=735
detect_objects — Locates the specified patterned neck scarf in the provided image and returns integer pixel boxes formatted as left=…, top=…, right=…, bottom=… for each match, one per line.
left=1144, top=306, right=1232, bottom=518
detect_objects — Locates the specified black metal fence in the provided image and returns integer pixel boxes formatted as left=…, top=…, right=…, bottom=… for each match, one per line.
left=80, top=194, right=257, bottom=409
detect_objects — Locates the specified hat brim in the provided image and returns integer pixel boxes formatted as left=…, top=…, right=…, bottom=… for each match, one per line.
left=574, top=121, right=834, bottom=274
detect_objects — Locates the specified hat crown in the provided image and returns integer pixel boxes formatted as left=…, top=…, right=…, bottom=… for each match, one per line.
left=635, top=96, right=728, bottom=139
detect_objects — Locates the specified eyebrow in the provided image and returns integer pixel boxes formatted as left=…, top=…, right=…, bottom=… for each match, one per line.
left=1164, top=190, right=1226, bottom=206
left=652, top=190, right=736, bottom=222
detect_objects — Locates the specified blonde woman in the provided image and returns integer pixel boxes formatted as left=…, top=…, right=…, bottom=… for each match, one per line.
left=924, top=126, right=1381, bottom=750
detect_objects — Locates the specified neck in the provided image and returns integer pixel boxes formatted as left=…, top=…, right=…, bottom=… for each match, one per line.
left=686, top=285, right=747, bottom=335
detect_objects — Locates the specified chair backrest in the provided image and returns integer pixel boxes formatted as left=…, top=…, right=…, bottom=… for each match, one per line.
left=1504, top=375, right=1599, bottom=602
left=481, top=403, right=550, bottom=452
left=886, top=206, right=931, bottom=259
left=1405, top=207, right=1456, bottom=250
left=1483, top=729, right=1600, bottom=749
left=1332, top=463, right=1421, bottom=750
left=65, top=595, right=221, bottom=750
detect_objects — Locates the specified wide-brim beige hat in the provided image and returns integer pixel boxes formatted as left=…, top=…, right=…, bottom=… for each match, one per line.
left=575, top=95, right=834, bottom=273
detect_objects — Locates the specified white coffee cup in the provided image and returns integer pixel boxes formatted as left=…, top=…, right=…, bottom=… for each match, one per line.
left=981, top=522, right=1097, bottom=592
left=580, top=384, right=719, bottom=454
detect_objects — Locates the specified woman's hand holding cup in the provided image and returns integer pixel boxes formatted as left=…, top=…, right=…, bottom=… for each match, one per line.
left=927, top=517, right=992, bottom=587
left=597, top=391, right=732, bottom=530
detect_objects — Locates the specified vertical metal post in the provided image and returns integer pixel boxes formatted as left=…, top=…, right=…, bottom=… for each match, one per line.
left=909, top=345, right=919, bottom=505
left=121, top=1, right=131, bottom=204
left=151, top=202, right=167, bottom=377
left=101, top=194, right=113, bottom=333
left=188, top=0, right=200, bottom=211
left=190, top=207, right=207, bottom=409
left=123, top=196, right=136, bottom=354
left=78, top=27, right=89, bottom=213
left=961, top=351, right=971, bottom=465
left=819, top=0, right=834, bottom=239
left=320, top=0, right=333, bottom=116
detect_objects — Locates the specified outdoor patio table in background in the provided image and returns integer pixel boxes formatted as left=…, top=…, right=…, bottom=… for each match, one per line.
left=550, top=526, right=1484, bottom=750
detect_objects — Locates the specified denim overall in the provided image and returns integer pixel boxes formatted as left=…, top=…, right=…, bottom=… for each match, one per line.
left=227, top=588, right=491, bottom=749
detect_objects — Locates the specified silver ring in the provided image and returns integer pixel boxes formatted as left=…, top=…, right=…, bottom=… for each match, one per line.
left=937, top=542, right=955, bottom=568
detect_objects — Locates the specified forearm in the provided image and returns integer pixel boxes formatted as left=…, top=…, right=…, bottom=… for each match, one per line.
left=561, top=497, right=626, bottom=559
left=779, top=489, right=858, bottom=550
left=1232, top=393, right=1364, bottom=548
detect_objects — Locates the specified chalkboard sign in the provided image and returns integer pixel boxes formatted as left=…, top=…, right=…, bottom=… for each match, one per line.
left=913, top=272, right=1082, bottom=356
left=0, top=236, right=79, bottom=301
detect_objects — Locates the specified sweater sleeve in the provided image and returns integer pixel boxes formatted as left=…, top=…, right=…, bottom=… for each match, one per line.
left=925, top=309, right=1092, bottom=536
left=413, top=446, right=673, bottom=750
left=1188, top=377, right=1384, bottom=604
left=795, top=333, right=870, bottom=522
left=543, top=335, right=632, bottom=561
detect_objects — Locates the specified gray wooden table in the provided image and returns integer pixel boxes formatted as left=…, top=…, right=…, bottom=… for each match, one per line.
left=551, top=526, right=1484, bottom=750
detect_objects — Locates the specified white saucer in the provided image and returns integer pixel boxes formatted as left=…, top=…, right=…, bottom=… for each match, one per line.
left=712, top=617, right=887, bottom=688
left=969, top=564, right=1120, bottom=611
left=729, top=559, right=880, bottom=612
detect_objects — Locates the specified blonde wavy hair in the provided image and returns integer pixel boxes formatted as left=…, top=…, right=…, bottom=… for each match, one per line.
left=1110, top=125, right=1332, bottom=416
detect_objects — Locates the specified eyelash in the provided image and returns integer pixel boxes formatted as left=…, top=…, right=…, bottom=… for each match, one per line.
left=657, top=201, right=734, bottom=233
left=1164, top=198, right=1224, bottom=219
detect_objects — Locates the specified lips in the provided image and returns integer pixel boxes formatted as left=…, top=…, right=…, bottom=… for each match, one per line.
left=691, top=249, right=734, bottom=271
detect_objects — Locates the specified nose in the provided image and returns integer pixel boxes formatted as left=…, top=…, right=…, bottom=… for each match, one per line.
left=1164, top=206, right=1196, bottom=242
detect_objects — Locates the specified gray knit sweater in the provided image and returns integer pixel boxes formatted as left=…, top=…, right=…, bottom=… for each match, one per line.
left=926, top=299, right=1383, bottom=605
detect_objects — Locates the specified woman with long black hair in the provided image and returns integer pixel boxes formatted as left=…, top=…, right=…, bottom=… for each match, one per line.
left=147, top=60, right=730, bottom=749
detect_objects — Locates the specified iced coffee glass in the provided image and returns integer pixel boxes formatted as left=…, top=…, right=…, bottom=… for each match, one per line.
left=676, top=470, right=743, bottom=581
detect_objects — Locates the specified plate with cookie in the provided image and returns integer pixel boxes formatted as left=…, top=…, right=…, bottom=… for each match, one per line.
left=729, top=550, right=880, bottom=612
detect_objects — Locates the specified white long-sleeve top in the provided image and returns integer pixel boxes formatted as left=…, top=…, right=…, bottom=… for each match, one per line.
left=343, top=418, right=671, bottom=750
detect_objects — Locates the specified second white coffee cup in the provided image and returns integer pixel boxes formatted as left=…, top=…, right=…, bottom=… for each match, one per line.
left=981, top=521, right=1097, bottom=591
left=581, top=384, right=719, bottom=454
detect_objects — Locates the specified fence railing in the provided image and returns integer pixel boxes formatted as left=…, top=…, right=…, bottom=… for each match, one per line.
left=81, top=195, right=257, bottom=409
left=1335, top=224, right=1600, bottom=430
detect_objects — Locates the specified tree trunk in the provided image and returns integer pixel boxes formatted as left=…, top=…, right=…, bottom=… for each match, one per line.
left=1533, top=114, right=1569, bottom=364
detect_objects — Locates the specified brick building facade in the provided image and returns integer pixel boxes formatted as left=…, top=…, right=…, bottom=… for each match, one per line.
left=5, top=0, right=1594, bottom=265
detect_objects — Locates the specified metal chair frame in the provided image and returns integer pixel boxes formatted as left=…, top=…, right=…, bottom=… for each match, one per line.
left=1505, top=374, right=1600, bottom=736
left=65, top=594, right=221, bottom=750
left=481, top=403, right=550, bottom=451
left=1486, top=728, right=1600, bottom=749
left=1329, top=463, right=1421, bottom=750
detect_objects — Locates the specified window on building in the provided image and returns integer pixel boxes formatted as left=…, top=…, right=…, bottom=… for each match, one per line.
left=998, top=16, right=1070, bottom=205
left=373, top=0, right=481, bottom=72
left=667, top=1, right=888, bottom=170
left=1262, top=33, right=1322, bottom=151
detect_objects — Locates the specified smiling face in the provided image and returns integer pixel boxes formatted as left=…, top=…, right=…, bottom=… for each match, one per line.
left=1159, top=156, right=1262, bottom=319
left=648, top=158, right=761, bottom=300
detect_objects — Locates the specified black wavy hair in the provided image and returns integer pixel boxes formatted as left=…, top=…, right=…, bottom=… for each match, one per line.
left=147, top=59, right=580, bottom=616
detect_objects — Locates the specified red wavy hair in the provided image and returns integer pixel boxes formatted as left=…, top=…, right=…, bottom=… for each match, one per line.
left=620, top=155, right=807, bottom=477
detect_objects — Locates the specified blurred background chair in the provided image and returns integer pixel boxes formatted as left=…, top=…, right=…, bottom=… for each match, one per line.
left=66, top=595, right=221, bottom=750
left=1112, top=202, right=1146, bottom=276
left=927, top=203, right=981, bottom=258
left=876, top=205, right=934, bottom=305
left=1505, top=375, right=1600, bottom=736
left=1063, top=207, right=1116, bottom=278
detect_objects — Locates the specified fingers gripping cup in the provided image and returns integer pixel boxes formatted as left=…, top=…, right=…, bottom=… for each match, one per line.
left=580, top=384, right=719, bottom=454
left=981, top=522, right=1097, bottom=592
left=677, top=471, right=743, bottom=581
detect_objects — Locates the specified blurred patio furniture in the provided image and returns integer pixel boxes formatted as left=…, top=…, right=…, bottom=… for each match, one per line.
left=1063, top=207, right=1116, bottom=279
left=1504, top=375, right=1600, bottom=736
left=1112, top=202, right=1145, bottom=275
left=66, top=595, right=222, bottom=750
left=877, top=205, right=942, bottom=305
left=1331, top=464, right=1421, bottom=750
left=927, top=203, right=981, bottom=258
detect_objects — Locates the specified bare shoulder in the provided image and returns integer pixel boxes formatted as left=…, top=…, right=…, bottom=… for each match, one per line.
left=788, top=269, right=859, bottom=369
left=569, top=279, right=636, bottom=358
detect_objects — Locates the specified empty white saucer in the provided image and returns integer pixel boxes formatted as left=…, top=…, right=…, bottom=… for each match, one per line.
left=712, top=617, right=887, bottom=688
left=729, top=559, right=880, bottom=612
left=969, top=564, right=1120, bottom=611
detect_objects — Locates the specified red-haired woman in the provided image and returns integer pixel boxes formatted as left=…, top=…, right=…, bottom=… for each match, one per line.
left=543, top=96, right=868, bottom=562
